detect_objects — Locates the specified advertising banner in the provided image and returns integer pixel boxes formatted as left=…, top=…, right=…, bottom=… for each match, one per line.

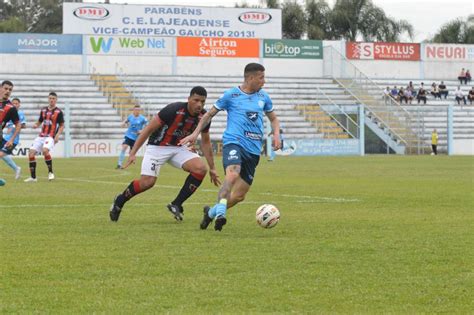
left=177, top=37, right=259, bottom=58
left=346, top=42, right=420, bottom=61
left=0, top=33, right=82, bottom=55
left=424, top=43, right=474, bottom=61
left=263, top=39, right=323, bottom=59
left=63, top=3, right=282, bottom=39
left=84, top=35, right=173, bottom=55
left=274, top=139, right=360, bottom=156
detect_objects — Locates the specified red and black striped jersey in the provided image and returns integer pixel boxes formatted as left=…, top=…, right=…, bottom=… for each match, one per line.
left=38, top=106, right=64, bottom=137
left=1, top=100, right=19, bottom=130
left=148, top=102, right=210, bottom=146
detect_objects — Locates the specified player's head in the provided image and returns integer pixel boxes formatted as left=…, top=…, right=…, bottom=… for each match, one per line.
left=1, top=80, right=14, bottom=101
left=12, top=97, right=21, bottom=109
left=48, top=92, right=58, bottom=107
left=132, top=105, right=141, bottom=116
left=244, top=63, right=265, bottom=92
left=187, top=86, right=207, bottom=116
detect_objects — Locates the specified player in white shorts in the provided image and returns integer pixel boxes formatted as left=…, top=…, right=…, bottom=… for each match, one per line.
left=109, top=86, right=220, bottom=222
left=24, top=92, right=64, bottom=182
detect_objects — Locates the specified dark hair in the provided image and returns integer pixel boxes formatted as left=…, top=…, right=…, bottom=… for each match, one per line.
left=133, top=105, right=141, bottom=108
left=49, top=92, right=57, bottom=97
left=2, top=80, right=13, bottom=87
left=190, top=86, right=207, bottom=97
left=12, top=97, right=20, bottom=102
left=244, top=63, right=265, bottom=77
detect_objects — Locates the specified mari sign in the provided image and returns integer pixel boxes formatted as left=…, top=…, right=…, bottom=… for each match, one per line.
left=63, top=3, right=282, bottom=39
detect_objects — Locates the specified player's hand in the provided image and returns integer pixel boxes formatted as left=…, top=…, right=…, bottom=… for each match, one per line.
left=4, top=140, right=13, bottom=148
left=178, top=134, right=197, bottom=147
left=54, top=137, right=59, bottom=144
left=123, top=154, right=136, bottom=169
left=209, top=168, right=221, bottom=186
left=272, top=138, right=281, bottom=151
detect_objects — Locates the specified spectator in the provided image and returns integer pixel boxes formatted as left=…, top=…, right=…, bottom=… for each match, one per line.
left=467, top=86, right=474, bottom=105
left=439, top=81, right=449, bottom=99
left=466, top=70, right=471, bottom=84
left=417, top=83, right=427, bottom=104
left=454, top=86, right=467, bottom=105
left=403, top=87, right=413, bottom=104
left=398, top=87, right=405, bottom=103
left=458, top=68, right=467, bottom=84
left=430, top=82, right=441, bottom=99
left=383, top=86, right=391, bottom=103
left=431, top=129, right=438, bottom=155
left=408, top=81, right=417, bottom=97
left=390, top=86, right=399, bottom=101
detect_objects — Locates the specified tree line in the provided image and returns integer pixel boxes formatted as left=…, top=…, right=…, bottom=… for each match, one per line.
left=0, top=0, right=472, bottom=43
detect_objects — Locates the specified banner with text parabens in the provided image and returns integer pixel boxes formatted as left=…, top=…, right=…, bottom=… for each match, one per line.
left=346, top=42, right=420, bottom=61
left=177, top=37, right=259, bottom=58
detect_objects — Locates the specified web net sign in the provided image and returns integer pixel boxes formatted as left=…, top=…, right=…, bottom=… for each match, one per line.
left=63, top=3, right=282, bottom=39
left=84, top=35, right=173, bottom=55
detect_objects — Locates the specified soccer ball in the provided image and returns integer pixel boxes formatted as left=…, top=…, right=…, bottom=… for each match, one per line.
left=256, top=204, right=280, bottom=228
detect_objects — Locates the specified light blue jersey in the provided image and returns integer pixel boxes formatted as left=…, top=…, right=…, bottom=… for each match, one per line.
left=215, top=87, right=273, bottom=156
left=124, top=114, right=148, bottom=141
left=3, top=110, right=26, bottom=145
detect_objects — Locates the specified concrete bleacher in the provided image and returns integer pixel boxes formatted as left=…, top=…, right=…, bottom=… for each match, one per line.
left=1, top=74, right=123, bottom=140
left=366, top=79, right=474, bottom=151
left=120, top=75, right=354, bottom=140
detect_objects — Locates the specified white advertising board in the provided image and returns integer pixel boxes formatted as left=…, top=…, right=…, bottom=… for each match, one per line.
left=63, top=3, right=282, bottom=39
left=84, top=35, right=173, bottom=55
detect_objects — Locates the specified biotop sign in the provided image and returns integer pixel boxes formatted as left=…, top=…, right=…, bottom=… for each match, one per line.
left=263, top=39, right=323, bottom=59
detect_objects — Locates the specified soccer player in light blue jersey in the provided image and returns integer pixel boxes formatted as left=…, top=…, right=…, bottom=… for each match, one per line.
left=117, top=105, right=148, bottom=169
left=180, top=63, right=281, bottom=231
left=0, top=98, right=26, bottom=179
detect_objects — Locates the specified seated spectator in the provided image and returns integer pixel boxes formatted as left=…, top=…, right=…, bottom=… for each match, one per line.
left=430, top=82, right=441, bottom=99
left=466, top=70, right=471, bottom=84
left=458, top=68, right=467, bottom=84
left=454, top=86, right=467, bottom=105
left=390, top=86, right=399, bottom=101
left=403, top=87, right=413, bottom=104
left=438, top=81, right=449, bottom=99
left=417, top=83, right=427, bottom=104
left=408, top=81, right=417, bottom=97
left=398, top=87, right=405, bottom=103
left=383, top=86, right=391, bottom=103
left=468, top=87, right=474, bottom=105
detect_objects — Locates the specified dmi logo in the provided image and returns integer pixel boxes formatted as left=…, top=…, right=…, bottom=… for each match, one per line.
left=73, top=6, right=110, bottom=20
left=238, top=12, right=272, bottom=24
left=90, top=37, right=113, bottom=53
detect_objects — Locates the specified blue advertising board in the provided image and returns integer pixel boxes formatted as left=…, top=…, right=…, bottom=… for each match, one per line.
left=0, top=33, right=82, bottom=55
left=275, top=139, right=360, bottom=156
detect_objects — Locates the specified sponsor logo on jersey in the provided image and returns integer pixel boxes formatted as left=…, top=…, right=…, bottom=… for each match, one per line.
left=246, top=111, right=258, bottom=121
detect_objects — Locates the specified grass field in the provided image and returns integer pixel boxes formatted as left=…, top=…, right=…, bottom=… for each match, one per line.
left=1, top=155, right=473, bottom=313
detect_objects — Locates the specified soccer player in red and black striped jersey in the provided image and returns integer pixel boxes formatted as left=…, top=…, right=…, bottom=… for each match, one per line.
left=24, top=92, right=65, bottom=182
left=0, top=80, right=21, bottom=186
left=109, top=86, right=220, bottom=222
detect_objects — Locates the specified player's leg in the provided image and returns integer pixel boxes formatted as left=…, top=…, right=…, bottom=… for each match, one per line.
left=25, top=138, right=41, bottom=182
left=117, top=138, right=134, bottom=169
left=227, top=177, right=251, bottom=209
left=167, top=148, right=206, bottom=221
left=0, top=143, right=19, bottom=173
left=109, top=145, right=166, bottom=222
left=43, top=137, right=56, bottom=180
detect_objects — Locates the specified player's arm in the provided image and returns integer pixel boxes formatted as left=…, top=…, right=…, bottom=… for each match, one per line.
left=121, top=117, right=129, bottom=128
left=54, top=123, right=65, bottom=144
left=200, top=130, right=220, bottom=186
left=179, top=106, right=219, bottom=147
left=266, top=111, right=281, bottom=150
left=123, top=116, right=162, bottom=168
left=4, top=121, right=21, bottom=148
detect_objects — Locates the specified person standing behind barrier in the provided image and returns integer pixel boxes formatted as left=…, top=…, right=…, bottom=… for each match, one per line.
left=24, top=92, right=65, bottom=182
left=0, top=98, right=25, bottom=179
left=439, top=81, right=449, bottom=99
left=116, top=105, right=148, bottom=169
left=431, top=129, right=438, bottom=155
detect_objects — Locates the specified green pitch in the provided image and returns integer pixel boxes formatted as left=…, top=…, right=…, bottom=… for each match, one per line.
left=1, top=156, right=473, bottom=313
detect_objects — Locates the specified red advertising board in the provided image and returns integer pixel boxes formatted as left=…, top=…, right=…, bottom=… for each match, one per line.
left=177, top=37, right=259, bottom=58
left=346, top=42, right=420, bottom=61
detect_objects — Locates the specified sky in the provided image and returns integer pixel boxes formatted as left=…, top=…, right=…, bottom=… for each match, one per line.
left=82, top=0, right=474, bottom=42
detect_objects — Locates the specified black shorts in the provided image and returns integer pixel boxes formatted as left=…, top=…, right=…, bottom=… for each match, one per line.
left=222, top=143, right=260, bottom=185
left=122, top=136, right=136, bottom=148
left=1, top=139, right=17, bottom=155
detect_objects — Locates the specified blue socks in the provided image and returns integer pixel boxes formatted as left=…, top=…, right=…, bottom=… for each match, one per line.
left=209, top=199, right=227, bottom=219
left=118, top=150, right=126, bottom=167
left=2, top=156, right=18, bottom=171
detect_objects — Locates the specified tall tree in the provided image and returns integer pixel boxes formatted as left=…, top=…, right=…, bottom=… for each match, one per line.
left=431, top=15, right=474, bottom=44
left=282, top=0, right=306, bottom=39
left=305, top=0, right=331, bottom=40
left=1, top=0, right=63, bottom=33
